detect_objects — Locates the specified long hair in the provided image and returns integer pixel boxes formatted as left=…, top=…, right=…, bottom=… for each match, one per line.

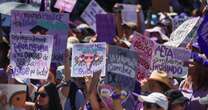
left=196, top=64, right=208, bottom=90
left=44, top=83, right=62, bottom=110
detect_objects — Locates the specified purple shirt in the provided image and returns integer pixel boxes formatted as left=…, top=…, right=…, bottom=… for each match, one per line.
left=186, top=89, right=208, bottom=110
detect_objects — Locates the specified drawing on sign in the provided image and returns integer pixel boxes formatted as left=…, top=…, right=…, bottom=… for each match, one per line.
left=72, top=43, right=106, bottom=77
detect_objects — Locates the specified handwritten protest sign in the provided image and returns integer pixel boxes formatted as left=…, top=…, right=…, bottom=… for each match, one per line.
left=71, top=42, right=106, bottom=77
left=131, top=32, right=157, bottom=80
left=54, top=0, right=77, bottom=12
left=81, top=0, right=106, bottom=31
left=96, top=14, right=116, bottom=44
left=151, top=45, right=191, bottom=78
left=164, top=17, right=200, bottom=47
left=11, top=10, right=69, bottom=65
left=106, top=45, right=138, bottom=92
left=0, top=84, right=26, bottom=109
left=198, top=14, right=208, bottom=57
left=10, top=33, right=53, bottom=79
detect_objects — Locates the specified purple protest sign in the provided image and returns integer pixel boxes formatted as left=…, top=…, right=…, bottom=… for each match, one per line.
left=96, top=14, right=116, bottom=44
left=11, top=10, right=69, bottom=65
left=10, top=33, right=53, bottom=79
left=198, top=14, right=208, bottom=57
left=54, top=0, right=77, bottom=12
left=151, top=45, right=191, bottom=78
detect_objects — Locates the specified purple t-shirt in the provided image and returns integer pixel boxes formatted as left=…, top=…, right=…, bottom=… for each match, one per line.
left=186, top=89, right=208, bottom=110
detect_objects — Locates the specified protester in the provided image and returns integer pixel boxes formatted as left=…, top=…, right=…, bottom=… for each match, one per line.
left=141, top=70, right=173, bottom=94
left=138, top=92, right=169, bottom=110
left=0, top=0, right=208, bottom=110
left=165, top=89, right=188, bottom=110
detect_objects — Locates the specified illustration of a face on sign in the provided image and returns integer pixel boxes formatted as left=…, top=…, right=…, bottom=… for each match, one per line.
left=75, top=50, right=103, bottom=74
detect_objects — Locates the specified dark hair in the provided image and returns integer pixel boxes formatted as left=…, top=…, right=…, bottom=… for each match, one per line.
left=195, top=64, right=208, bottom=90
left=44, top=83, right=62, bottom=110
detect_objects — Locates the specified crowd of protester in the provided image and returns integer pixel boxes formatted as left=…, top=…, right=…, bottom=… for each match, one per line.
left=0, top=0, right=208, bottom=110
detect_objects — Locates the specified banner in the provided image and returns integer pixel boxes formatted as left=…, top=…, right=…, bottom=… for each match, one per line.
left=10, top=33, right=53, bottom=79
left=81, top=0, right=106, bottom=31
left=106, top=45, right=138, bottom=92
left=71, top=42, right=106, bottom=77
left=131, top=32, right=157, bottom=80
left=54, top=0, right=77, bottom=12
left=164, top=17, right=200, bottom=47
left=11, top=10, right=69, bottom=65
left=151, top=45, right=191, bottom=78
left=0, top=84, right=26, bottom=110
left=96, top=14, right=116, bottom=44
left=198, top=14, right=208, bottom=57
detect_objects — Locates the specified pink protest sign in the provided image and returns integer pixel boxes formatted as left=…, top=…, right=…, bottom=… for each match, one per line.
left=131, top=32, right=157, bottom=80
left=54, top=0, right=77, bottom=12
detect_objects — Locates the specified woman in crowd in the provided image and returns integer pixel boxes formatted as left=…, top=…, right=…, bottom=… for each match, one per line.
left=34, top=82, right=62, bottom=110
left=180, top=57, right=208, bottom=110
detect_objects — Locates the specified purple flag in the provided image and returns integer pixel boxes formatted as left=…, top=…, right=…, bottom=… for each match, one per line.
left=198, top=14, right=208, bottom=57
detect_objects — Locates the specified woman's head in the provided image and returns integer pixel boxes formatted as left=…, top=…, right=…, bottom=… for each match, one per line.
left=36, top=83, right=62, bottom=110
left=188, top=59, right=208, bottom=89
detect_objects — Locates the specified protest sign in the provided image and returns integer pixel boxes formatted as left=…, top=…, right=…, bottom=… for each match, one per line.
left=131, top=32, right=157, bottom=80
left=11, top=10, right=69, bottom=65
left=151, top=0, right=170, bottom=12
left=198, top=14, right=208, bottom=57
left=98, top=84, right=138, bottom=110
left=172, top=15, right=189, bottom=31
left=106, top=45, right=138, bottom=92
left=164, top=17, right=200, bottom=47
left=10, top=33, right=53, bottom=79
left=0, top=84, right=26, bottom=109
left=54, top=0, right=77, bottom=12
left=71, top=42, right=106, bottom=77
left=119, top=4, right=137, bottom=23
left=81, top=0, right=106, bottom=31
left=151, top=45, right=191, bottom=78
left=96, top=14, right=116, bottom=44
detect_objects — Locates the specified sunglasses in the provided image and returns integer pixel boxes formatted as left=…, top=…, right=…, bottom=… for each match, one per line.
left=35, top=92, right=48, bottom=98
left=143, top=102, right=161, bottom=109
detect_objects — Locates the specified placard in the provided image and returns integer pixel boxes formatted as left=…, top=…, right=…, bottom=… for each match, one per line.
left=151, top=45, right=191, bottom=78
left=106, top=45, right=138, bottom=91
left=81, top=0, right=106, bottom=31
left=131, top=32, right=157, bottom=80
left=11, top=10, right=69, bottom=65
left=54, top=0, right=77, bottom=12
left=0, top=84, right=26, bottom=110
left=164, top=17, right=200, bottom=47
left=96, top=14, right=116, bottom=44
left=71, top=42, right=106, bottom=77
left=10, top=33, right=53, bottom=79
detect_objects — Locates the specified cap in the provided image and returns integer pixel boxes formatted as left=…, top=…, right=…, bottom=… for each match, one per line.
left=30, top=25, right=48, bottom=34
left=138, top=92, right=168, bottom=110
left=165, top=89, right=188, bottom=105
left=149, top=70, right=172, bottom=88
